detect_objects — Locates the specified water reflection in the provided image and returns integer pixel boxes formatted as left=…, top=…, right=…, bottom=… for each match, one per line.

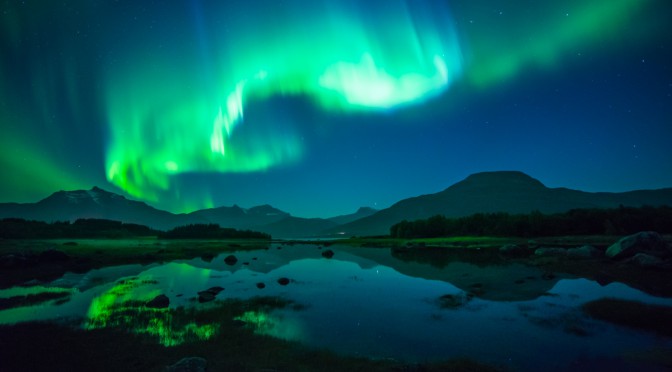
left=0, top=244, right=671, bottom=370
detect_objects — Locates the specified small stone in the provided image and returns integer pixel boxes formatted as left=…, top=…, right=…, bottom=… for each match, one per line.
left=256, top=282, right=266, bottom=289
left=277, top=277, right=290, bottom=286
left=321, top=249, right=335, bottom=259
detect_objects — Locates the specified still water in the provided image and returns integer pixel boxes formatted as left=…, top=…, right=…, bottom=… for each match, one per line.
left=1, top=244, right=671, bottom=371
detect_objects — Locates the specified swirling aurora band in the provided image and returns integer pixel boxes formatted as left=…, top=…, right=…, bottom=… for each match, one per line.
left=104, top=0, right=463, bottom=201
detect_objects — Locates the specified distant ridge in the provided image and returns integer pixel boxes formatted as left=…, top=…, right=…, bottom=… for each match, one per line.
left=1, top=171, right=671, bottom=237
left=327, top=171, right=672, bottom=236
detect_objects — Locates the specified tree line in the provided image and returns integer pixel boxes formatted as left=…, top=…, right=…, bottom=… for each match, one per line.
left=158, top=224, right=271, bottom=240
left=389, top=205, right=672, bottom=238
left=0, top=218, right=158, bottom=239
left=0, top=219, right=271, bottom=240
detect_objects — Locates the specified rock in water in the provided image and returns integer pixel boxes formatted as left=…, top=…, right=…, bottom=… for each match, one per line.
left=197, top=287, right=224, bottom=303
left=321, top=249, right=335, bottom=259
left=146, top=294, right=169, bottom=309
left=606, top=231, right=669, bottom=260
left=499, top=244, right=526, bottom=257
left=277, top=277, right=290, bottom=286
left=534, top=247, right=567, bottom=257
left=625, top=253, right=667, bottom=269
left=166, top=357, right=207, bottom=372
left=224, top=255, right=238, bottom=265
left=567, top=245, right=602, bottom=258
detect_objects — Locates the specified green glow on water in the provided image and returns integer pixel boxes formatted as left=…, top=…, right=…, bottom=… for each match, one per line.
left=103, top=1, right=462, bottom=201
left=84, top=277, right=217, bottom=347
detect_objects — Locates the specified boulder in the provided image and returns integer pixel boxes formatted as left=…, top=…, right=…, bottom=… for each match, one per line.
left=197, top=286, right=224, bottom=303
left=277, top=277, right=290, bottom=286
left=625, top=253, right=668, bottom=269
left=606, top=231, right=669, bottom=260
left=534, top=247, right=567, bottom=257
left=499, top=244, right=526, bottom=257
left=567, top=245, right=602, bottom=258
left=165, top=357, right=207, bottom=372
left=146, top=294, right=169, bottom=309
left=256, top=282, right=266, bottom=289
left=224, top=255, right=238, bottom=265
left=321, top=249, right=335, bottom=259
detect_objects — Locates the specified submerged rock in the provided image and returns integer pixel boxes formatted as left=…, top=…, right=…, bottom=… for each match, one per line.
left=437, top=293, right=473, bottom=309
left=606, top=231, right=669, bottom=260
left=166, top=357, right=207, bottom=372
left=277, top=277, right=290, bottom=286
left=535, top=247, right=567, bottom=257
left=224, top=255, right=238, bottom=265
left=567, top=245, right=602, bottom=258
left=197, top=286, right=224, bottom=303
left=321, top=249, right=335, bottom=259
left=256, top=282, right=265, bottom=289
left=146, top=294, right=169, bottom=309
left=625, top=253, right=668, bottom=269
left=499, top=244, right=526, bottom=257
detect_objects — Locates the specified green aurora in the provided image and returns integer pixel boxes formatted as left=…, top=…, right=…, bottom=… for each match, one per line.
left=0, top=0, right=668, bottom=215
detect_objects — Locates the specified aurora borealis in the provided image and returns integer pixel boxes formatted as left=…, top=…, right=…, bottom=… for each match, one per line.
left=1, top=0, right=671, bottom=217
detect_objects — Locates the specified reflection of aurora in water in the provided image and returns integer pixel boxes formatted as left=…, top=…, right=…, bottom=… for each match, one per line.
left=84, top=277, right=217, bottom=347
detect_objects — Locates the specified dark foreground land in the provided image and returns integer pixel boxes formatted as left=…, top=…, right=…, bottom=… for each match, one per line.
left=1, top=234, right=671, bottom=371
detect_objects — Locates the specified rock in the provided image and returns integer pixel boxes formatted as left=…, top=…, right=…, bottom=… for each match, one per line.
left=321, top=249, right=335, bottom=259
left=38, top=249, right=70, bottom=262
left=437, top=293, right=473, bottom=309
left=198, top=292, right=215, bottom=303
left=625, top=253, right=668, bottom=269
left=567, top=245, right=602, bottom=258
left=277, top=277, right=290, bottom=286
left=146, top=294, right=169, bottom=309
left=224, top=255, right=238, bottom=265
left=534, top=247, right=567, bottom=257
left=499, top=244, right=526, bottom=256
left=256, top=282, right=265, bottom=289
left=197, top=286, right=224, bottom=303
left=165, top=356, right=207, bottom=372
left=606, top=231, right=669, bottom=260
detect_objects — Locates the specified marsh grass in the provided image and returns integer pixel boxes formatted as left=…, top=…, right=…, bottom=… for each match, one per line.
left=0, top=296, right=503, bottom=371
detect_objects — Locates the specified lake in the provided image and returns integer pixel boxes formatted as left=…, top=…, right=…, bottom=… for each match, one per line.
left=1, top=244, right=671, bottom=371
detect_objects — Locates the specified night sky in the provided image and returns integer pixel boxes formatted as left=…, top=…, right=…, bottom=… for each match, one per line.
left=1, top=0, right=671, bottom=218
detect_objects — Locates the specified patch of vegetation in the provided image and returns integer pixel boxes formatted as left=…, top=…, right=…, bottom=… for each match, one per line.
left=0, top=291, right=71, bottom=311
left=582, top=298, right=672, bottom=337
left=390, top=206, right=672, bottom=238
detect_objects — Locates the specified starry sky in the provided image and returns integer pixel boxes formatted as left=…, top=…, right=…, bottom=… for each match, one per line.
left=1, top=0, right=671, bottom=218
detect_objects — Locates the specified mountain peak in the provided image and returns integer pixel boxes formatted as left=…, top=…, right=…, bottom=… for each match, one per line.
left=451, top=171, right=546, bottom=190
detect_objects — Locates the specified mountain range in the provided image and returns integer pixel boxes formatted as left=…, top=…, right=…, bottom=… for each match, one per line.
left=1, top=171, right=671, bottom=238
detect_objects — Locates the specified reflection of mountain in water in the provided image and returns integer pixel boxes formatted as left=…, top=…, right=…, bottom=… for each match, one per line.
left=338, top=246, right=563, bottom=301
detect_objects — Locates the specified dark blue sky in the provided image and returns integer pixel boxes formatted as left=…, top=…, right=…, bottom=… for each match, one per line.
left=1, top=0, right=671, bottom=217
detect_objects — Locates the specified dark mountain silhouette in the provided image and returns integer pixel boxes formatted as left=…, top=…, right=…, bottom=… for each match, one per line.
left=327, top=207, right=378, bottom=225
left=1, top=171, right=670, bottom=237
left=328, top=171, right=672, bottom=236
left=257, top=217, right=339, bottom=239
left=187, top=204, right=289, bottom=230
left=0, top=187, right=179, bottom=230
